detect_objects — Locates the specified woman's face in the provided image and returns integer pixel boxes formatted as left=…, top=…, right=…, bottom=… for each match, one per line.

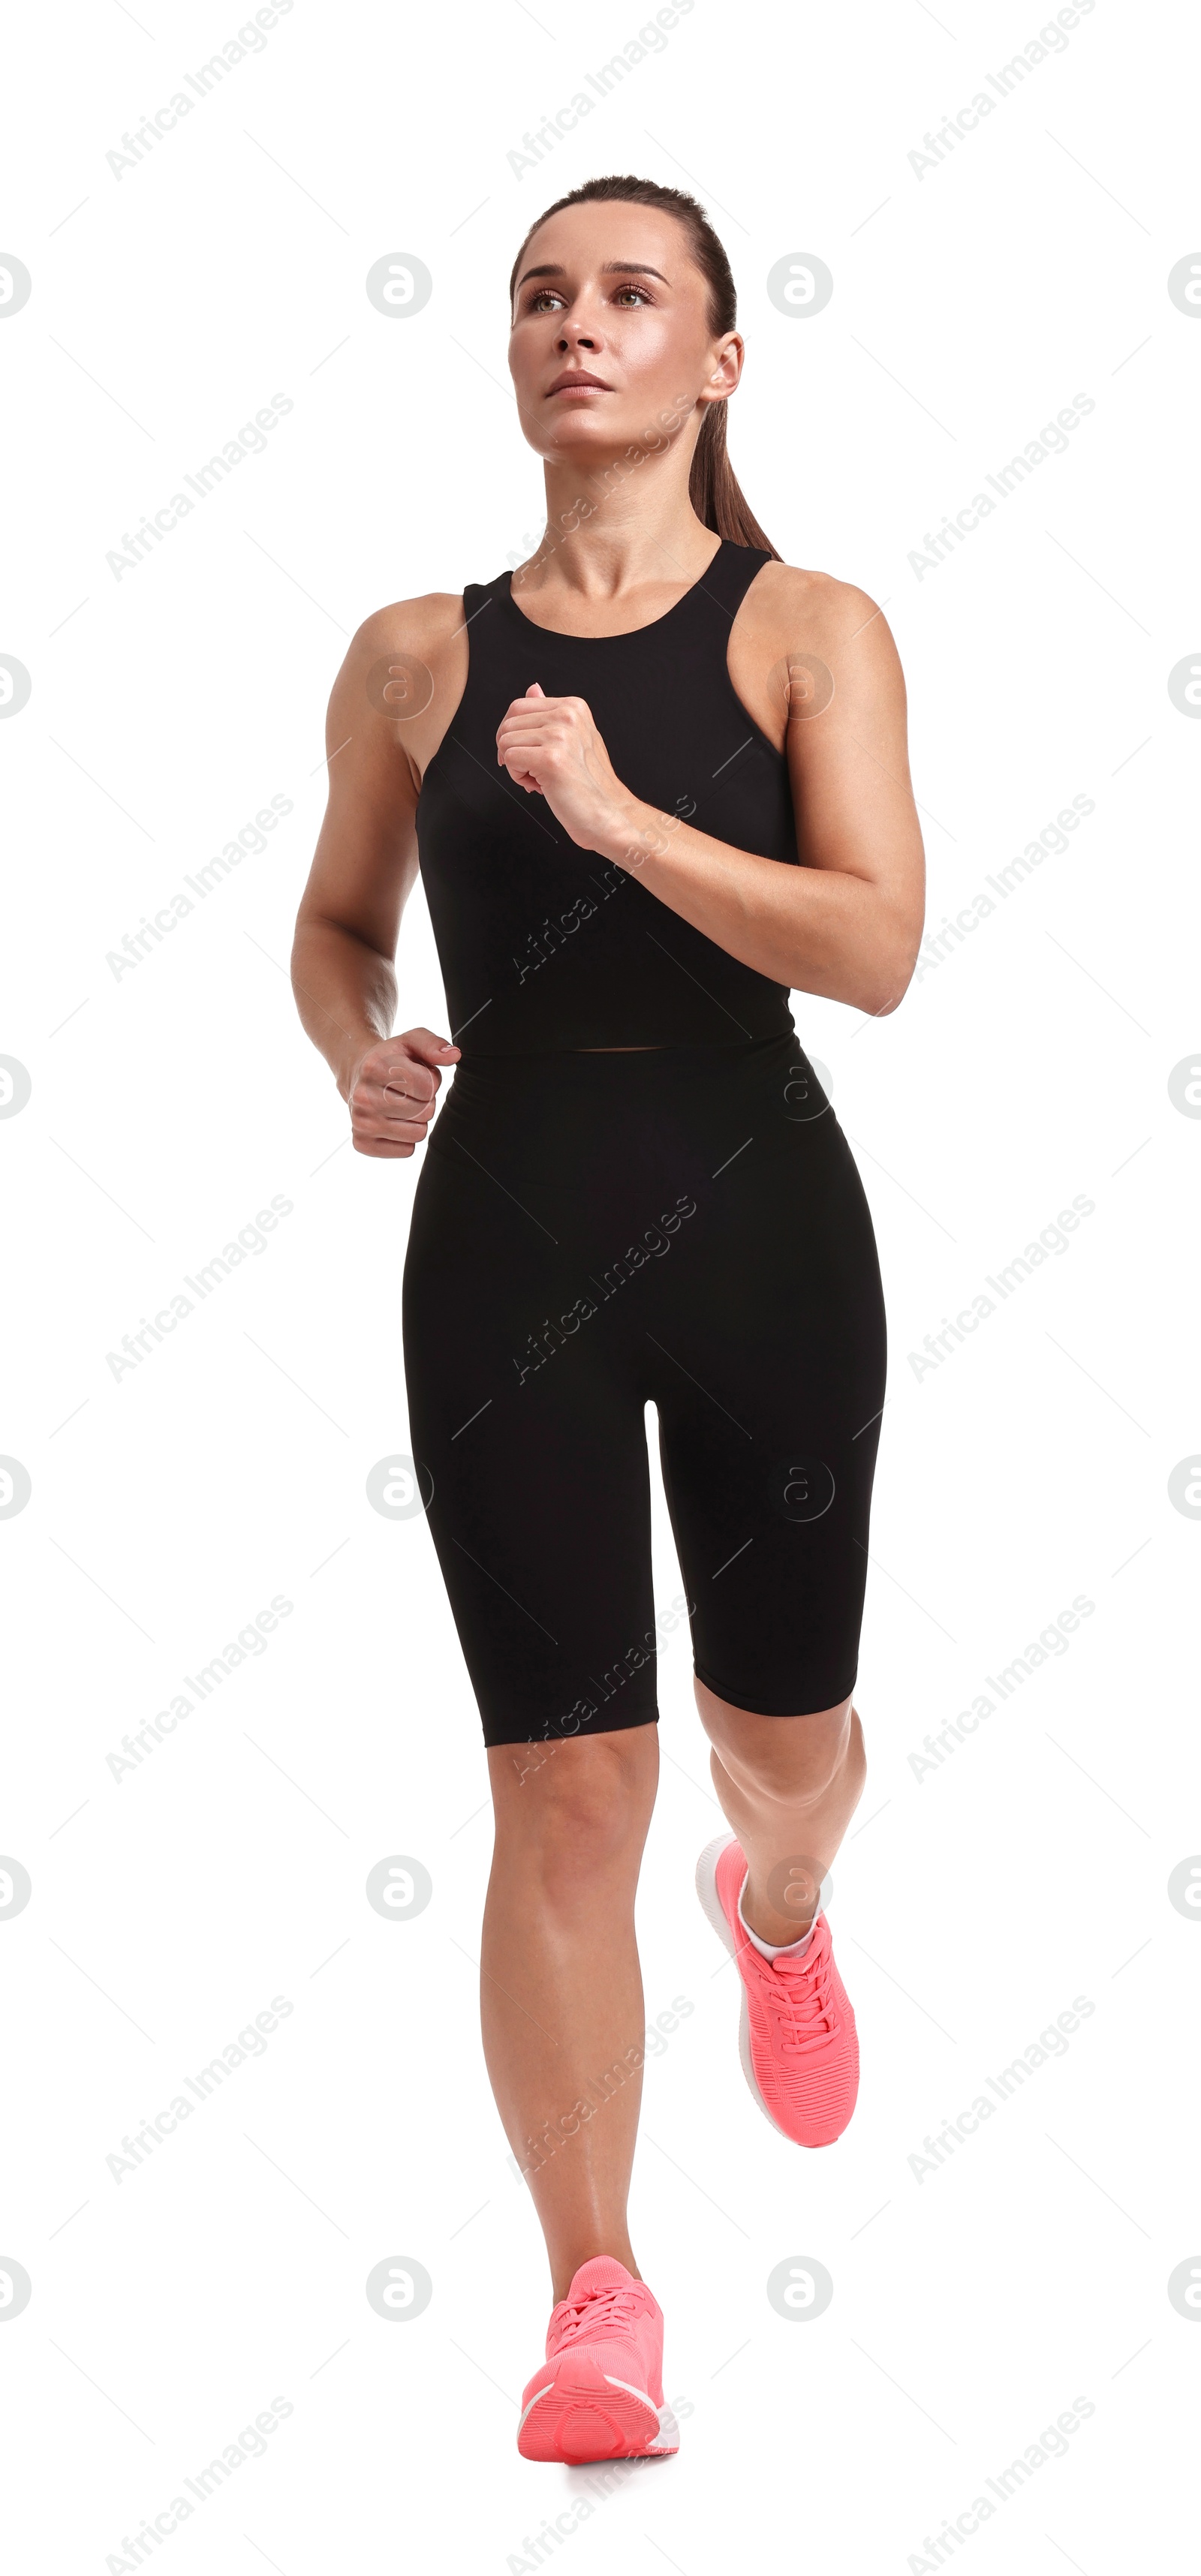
left=507, top=200, right=740, bottom=468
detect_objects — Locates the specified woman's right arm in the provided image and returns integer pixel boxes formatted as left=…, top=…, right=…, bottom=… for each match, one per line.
left=291, top=599, right=465, bottom=1159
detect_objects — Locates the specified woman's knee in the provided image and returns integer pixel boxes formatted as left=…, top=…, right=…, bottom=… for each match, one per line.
left=489, top=1726, right=658, bottom=1883
left=701, top=1691, right=856, bottom=1806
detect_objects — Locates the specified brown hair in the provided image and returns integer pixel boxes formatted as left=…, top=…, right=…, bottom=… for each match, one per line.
left=508, top=173, right=780, bottom=561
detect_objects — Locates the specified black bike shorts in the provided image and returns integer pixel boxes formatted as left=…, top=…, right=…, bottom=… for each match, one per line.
left=401, top=1032, right=886, bottom=1748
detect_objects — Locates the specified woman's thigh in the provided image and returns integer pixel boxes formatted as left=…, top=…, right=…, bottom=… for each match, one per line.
left=646, top=1036, right=887, bottom=1718
left=402, top=1060, right=665, bottom=1750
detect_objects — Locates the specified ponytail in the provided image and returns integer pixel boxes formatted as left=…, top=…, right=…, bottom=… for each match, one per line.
left=688, top=399, right=778, bottom=556
left=508, top=173, right=781, bottom=562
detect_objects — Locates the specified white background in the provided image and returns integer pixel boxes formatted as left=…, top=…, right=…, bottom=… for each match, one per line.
left=2, top=0, right=1199, bottom=2568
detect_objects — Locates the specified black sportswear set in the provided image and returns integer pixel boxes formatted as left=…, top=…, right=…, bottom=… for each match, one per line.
left=401, top=540, right=886, bottom=1748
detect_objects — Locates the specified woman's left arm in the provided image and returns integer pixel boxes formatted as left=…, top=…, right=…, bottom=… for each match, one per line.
left=495, top=574, right=926, bottom=1018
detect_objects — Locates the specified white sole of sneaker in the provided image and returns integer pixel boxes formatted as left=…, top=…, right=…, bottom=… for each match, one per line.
left=694, top=1832, right=795, bottom=2143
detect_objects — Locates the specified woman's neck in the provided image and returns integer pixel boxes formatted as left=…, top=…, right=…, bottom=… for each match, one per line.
left=519, top=452, right=721, bottom=609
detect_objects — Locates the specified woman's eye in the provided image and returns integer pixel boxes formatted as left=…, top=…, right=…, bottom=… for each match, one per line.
left=522, top=282, right=651, bottom=314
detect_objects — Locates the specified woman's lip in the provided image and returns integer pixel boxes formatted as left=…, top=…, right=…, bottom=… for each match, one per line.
left=546, top=377, right=611, bottom=395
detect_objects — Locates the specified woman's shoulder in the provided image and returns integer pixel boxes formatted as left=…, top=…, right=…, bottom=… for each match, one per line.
left=348, top=591, right=466, bottom=664
left=324, top=594, right=470, bottom=767
left=333, top=593, right=471, bottom=734
left=744, top=557, right=885, bottom=644
left=736, top=555, right=901, bottom=687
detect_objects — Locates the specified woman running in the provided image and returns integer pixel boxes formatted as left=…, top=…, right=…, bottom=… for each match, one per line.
left=292, top=173, right=925, bottom=2468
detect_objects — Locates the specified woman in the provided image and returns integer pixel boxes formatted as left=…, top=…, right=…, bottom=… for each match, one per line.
left=292, top=173, right=925, bottom=2466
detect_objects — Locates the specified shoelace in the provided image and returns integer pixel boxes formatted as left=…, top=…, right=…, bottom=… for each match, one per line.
left=552, top=2284, right=643, bottom=2348
left=754, top=1928, right=839, bottom=2055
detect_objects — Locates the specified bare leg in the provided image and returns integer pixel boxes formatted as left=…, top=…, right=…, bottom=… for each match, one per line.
left=482, top=1727, right=660, bottom=2304
left=694, top=1682, right=865, bottom=1943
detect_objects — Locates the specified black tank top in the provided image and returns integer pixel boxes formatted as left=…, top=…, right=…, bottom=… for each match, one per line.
left=415, top=539, right=799, bottom=1053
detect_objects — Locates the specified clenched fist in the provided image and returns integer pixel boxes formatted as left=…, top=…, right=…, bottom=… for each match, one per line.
left=495, top=681, right=631, bottom=854
left=346, top=1026, right=459, bottom=1159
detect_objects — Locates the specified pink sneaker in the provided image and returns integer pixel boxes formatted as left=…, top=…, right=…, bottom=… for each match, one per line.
left=696, top=1832, right=859, bottom=2146
left=517, top=2256, right=679, bottom=2463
